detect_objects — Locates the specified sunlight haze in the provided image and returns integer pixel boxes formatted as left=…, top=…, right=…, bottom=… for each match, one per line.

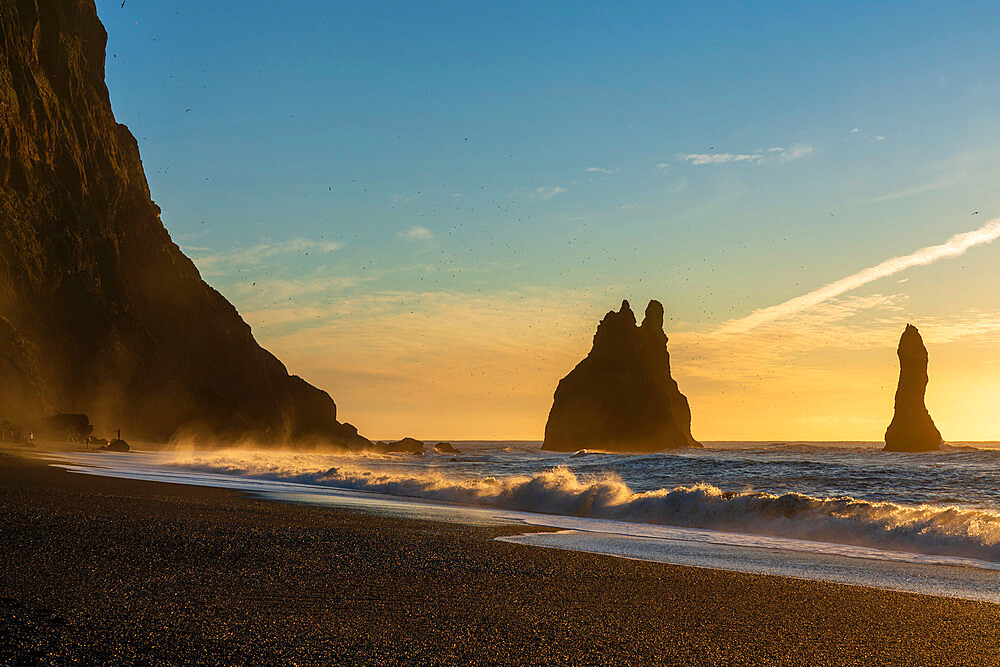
left=96, top=0, right=1000, bottom=440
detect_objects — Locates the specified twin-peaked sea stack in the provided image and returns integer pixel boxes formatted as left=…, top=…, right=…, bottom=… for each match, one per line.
left=883, top=324, right=943, bottom=452
left=542, top=300, right=700, bottom=453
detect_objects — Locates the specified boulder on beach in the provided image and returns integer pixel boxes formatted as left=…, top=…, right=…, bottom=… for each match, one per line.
left=542, top=300, right=700, bottom=453
left=38, top=414, right=94, bottom=443
left=883, top=324, right=943, bottom=452
left=375, top=438, right=425, bottom=455
left=434, top=442, right=462, bottom=454
left=101, top=439, right=130, bottom=453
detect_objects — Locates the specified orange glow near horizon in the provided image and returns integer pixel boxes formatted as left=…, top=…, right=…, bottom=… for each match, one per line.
left=259, top=291, right=1000, bottom=443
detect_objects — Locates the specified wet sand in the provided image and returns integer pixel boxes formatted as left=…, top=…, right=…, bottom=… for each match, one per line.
left=2, top=450, right=999, bottom=665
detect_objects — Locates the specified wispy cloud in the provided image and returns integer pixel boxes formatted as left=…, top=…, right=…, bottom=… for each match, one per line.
left=535, top=186, right=567, bottom=199
left=676, top=294, right=909, bottom=383
left=680, top=143, right=814, bottom=166
left=585, top=166, right=620, bottom=174
left=682, top=152, right=762, bottom=165
left=718, top=217, right=1000, bottom=333
left=774, top=143, right=815, bottom=162
left=679, top=293, right=1000, bottom=390
left=868, top=178, right=955, bottom=203
left=236, top=273, right=1000, bottom=439
left=848, top=127, right=886, bottom=143
left=398, top=226, right=433, bottom=241
left=175, top=230, right=209, bottom=242
left=253, top=288, right=608, bottom=437
left=236, top=274, right=365, bottom=306
left=188, top=238, right=342, bottom=274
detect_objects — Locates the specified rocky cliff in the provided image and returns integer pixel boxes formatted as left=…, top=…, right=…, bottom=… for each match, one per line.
left=0, top=0, right=367, bottom=447
left=542, top=300, right=700, bottom=453
left=883, top=324, right=942, bottom=452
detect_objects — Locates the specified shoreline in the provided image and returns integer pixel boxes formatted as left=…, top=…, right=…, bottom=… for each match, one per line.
left=28, top=445, right=1000, bottom=604
left=3, top=450, right=1000, bottom=663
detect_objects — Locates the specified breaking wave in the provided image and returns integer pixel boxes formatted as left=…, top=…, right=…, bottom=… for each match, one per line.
left=173, top=451, right=1000, bottom=563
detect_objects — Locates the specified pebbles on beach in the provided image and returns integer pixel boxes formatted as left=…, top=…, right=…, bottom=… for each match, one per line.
left=1, top=453, right=999, bottom=665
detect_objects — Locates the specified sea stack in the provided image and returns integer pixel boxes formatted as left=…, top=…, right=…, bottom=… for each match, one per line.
left=542, top=300, right=700, bottom=453
left=883, top=324, right=943, bottom=452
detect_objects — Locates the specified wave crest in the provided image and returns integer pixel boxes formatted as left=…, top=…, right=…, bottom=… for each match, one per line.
left=174, top=451, right=1000, bottom=562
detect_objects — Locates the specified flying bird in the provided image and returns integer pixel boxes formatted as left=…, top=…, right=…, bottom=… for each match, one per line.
left=972, top=211, right=980, bottom=215
left=121, top=0, right=125, bottom=7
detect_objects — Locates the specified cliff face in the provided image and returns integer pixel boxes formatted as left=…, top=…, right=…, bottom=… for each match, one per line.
left=883, top=324, right=942, bottom=452
left=0, top=0, right=367, bottom=446
left=542, top=300, right=700, bottom=453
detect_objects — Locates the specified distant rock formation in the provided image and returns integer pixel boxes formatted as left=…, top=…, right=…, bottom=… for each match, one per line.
left=0, top=1, right=368, bottom=448
left=434, top=442, right=461, bottom=454
left=101, top=439, right=130, bottom=453
left=884, top=324, right=942, bottom=452
left=542, top=300, right=700, bottom=453
left=374, top=438, right=425, bottom=455
left=38, top=414, right=93, bottom=442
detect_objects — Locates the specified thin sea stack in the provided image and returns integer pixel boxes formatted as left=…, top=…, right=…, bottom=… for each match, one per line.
left=543, top=300, right=699, bottom=453
left=883, top=324, right=943, bottom=452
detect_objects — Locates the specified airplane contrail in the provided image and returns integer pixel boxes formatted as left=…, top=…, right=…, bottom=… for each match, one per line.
left=718, top=217, right=1000, bottom=334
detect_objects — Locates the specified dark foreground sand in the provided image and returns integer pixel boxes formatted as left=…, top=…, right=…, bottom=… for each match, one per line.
left=2, top=452, right=999, bottom=665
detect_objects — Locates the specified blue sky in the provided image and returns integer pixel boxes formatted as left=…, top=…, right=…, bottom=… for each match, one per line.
left=96, top=1, right=1000, bottom=439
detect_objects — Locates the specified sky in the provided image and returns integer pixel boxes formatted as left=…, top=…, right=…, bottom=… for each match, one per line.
left=95, top=1, right=1000, bottom=441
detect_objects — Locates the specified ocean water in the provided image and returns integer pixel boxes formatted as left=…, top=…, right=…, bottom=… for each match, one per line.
left=44, top=440, right=1000, bottom=602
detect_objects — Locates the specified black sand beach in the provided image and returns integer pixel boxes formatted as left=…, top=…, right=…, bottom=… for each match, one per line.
left=2, top=451, right=999, bottom=665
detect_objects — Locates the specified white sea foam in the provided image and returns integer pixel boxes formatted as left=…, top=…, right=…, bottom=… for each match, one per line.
left=166, top=450, right=1000, bottom=563
left=44, top=448, right=1000, bottom=602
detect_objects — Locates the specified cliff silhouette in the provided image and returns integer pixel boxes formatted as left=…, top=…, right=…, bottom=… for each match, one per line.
left=883, top=324, right=942, bottom=452
left=0, top=0, right=367, bottom=447
left=542, top=300, right=700, bottom=453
